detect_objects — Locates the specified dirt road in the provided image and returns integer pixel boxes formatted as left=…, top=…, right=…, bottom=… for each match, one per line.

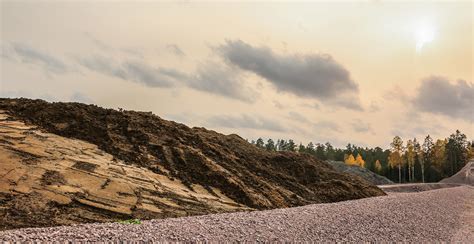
left=1, top=186, right=472, bottom=242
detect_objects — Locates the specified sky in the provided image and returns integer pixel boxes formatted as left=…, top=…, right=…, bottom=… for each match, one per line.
left=1, top=0, right=473, bottom=148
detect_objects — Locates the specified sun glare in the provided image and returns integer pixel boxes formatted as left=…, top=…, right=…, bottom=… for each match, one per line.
left=415, top=23, right=436, bottom=53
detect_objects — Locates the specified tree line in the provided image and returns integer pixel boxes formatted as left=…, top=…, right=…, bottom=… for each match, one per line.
left=250, top=130, right=474, bottom=183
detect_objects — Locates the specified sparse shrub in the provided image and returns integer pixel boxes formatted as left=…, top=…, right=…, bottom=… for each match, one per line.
left=117, top=219, right=142, bottom=224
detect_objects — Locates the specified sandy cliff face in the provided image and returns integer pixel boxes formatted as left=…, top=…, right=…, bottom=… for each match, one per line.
left=0, top=98, right=385, bottom=230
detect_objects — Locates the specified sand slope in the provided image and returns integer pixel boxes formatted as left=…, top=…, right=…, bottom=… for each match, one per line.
left=440, top=161, right=474, bottom=185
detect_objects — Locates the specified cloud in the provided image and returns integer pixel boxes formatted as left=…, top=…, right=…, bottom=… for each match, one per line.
left=383, top=85, right=410, bottom=103
left=69, top=92, right=94, bottom=104
left=166, top=44, right=185, bottom=57
left=287, top=111, right=309, bottom=123
left=217, top=40, right=362, bottom=109
left=301, top=102, right=320, bottom=110
left=188, top=61, right=258, bottom=103
left=313, top=120, right=341, bottom=132
left=207, top=114, right=287, bottom=132
left=0, top=90, right=57, bottom=102
left=2, top=42, right=69, bottom=74
left=412, top=76, right=473, bottom=121
left=273, top=100, right=285, bottom=109
left=368, top=101, right=381, bottom=112
left=78, top=52, right=257, bottom=102
left=78, top=55, right=181, bottom=87
left=351, top=119, right=373, bottom=133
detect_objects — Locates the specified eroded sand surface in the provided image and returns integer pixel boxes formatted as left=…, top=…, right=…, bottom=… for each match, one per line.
left=0, top=110, right=249, bottom=230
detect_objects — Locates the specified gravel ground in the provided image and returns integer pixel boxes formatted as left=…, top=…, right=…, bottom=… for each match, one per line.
left=1, top=186, right=473, bottom=242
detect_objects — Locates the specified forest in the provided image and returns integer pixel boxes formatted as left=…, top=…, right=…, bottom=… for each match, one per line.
left=250, top=130, right=474, bottom=183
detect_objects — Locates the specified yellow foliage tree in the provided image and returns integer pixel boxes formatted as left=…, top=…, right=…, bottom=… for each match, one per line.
left=345, top=154, right=357, bottom=166
left=355, top=153, right=365, bottom=168
left=432, top=139, right=447, bottom=171
left=375, top=159, right=382, bottom=173
left=390, top=136, right=404, bottom=183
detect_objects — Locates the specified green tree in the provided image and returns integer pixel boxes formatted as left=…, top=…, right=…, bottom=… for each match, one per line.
left=325, top=142, right=335, bottom=160
left=298, top=143, right=306, bottom=153
left=306, top=142, right=315, bottom=154
left=446, top=130, right=468, bottom=176
left=255, top=138, right=265, bottom=149
left=315, top=143, right=326, bottom=160
left=287, top=139, right=296, bottom=152
left=265, top=139, right=276, bottom=151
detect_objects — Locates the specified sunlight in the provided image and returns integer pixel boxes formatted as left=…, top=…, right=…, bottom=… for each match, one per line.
left=415, top=22, right=436, bottom=53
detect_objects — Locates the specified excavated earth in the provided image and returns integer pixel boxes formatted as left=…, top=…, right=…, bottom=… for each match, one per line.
left=327, top=161, right=393, bottom=185
left=0, top=98, right=385, bottom=230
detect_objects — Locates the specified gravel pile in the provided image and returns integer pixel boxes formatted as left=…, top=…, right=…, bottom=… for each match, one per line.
left=1, top=186, right=473, bottom=242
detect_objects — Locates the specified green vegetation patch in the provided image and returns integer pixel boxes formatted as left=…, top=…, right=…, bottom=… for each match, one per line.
left=117, top=219, right=142, bottom=225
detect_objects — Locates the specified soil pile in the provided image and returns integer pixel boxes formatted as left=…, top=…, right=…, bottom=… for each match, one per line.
left=440, top=161, right=474, bottom=185
left=327, top=161, right=393, bottom=185
left=0, top=110, right=248, bottom=230
left=0, top=98, right=384, bottom=229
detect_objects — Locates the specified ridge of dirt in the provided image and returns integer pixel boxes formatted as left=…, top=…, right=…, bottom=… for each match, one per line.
left=0, top=98, right=385, bottom=229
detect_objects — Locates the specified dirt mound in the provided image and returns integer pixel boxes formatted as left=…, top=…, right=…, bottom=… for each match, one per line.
left=327, top=161, right=393, bottom=185
left=440, top=161, right=474, bottom=185
left=0, top=98, right=385, bottom=229
left=0, top=111, right=248, bottom=230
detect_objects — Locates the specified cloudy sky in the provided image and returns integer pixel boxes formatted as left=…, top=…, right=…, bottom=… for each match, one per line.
left=1, top=1, right=472, bottom=148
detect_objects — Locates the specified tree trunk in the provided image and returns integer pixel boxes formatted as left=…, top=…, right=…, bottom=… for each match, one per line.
left=398, top=164, right=401, bottom=183
left=408, top=163, right=412, bottom=182
left=421, top=160, right=425, bottom=183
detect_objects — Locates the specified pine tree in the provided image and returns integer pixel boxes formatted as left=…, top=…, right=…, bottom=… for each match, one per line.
left=315, top=143, right=326, bottom=160
left=306, top=142, right=315, bottom=154
left=265, top=139, right=276, bottom=151
left=287, top=139, right=296, bottom=152
left=446, top=130, right=468, bottom=176
left=298, top=143, right=306, bottom=153
left=325, top=142, right=335, bottom=160
left=256, top=138, right=265, bottom=149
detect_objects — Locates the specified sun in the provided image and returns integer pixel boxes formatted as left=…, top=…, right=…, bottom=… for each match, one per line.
left=414, top=23, right=436, bottom=53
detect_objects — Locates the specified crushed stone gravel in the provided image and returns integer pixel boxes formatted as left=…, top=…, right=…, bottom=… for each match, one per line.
left=1, top=186, right=473, bottom=242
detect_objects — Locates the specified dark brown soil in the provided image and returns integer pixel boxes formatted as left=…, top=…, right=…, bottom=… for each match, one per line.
left=40, top=170, right=67, bottom=186
left=72, top=161, right=98, bottom=172
left=0, top=98, right=384, bottom=216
